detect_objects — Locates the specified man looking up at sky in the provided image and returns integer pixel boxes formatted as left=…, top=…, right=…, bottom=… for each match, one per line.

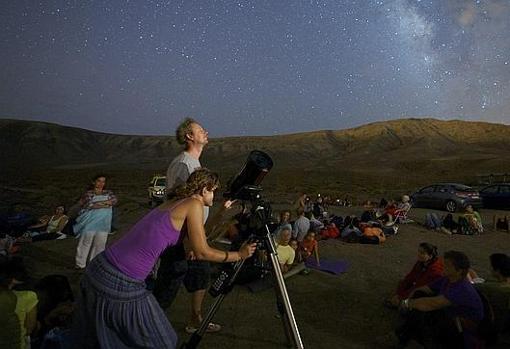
left=153, top=118, right=223, bottom=334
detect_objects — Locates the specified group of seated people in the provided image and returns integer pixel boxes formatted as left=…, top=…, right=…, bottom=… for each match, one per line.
left=0, top=256, right=75, bottom=349
left=425, top=204, right=484, bottom=235
left=387, top=242, right=510, bottom=348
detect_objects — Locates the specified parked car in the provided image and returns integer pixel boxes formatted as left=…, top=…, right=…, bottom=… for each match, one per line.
left=148, top=175, right=166, bottom=207
left=411, top=183, right=482, bottom=212
left=479, top=183, right=510, bottom=210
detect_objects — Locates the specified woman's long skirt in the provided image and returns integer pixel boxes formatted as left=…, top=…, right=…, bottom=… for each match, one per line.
left=73, top=253, right=177, bottom=348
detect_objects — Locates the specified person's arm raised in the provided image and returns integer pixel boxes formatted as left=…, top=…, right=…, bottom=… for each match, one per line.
left=186, top=200, right=255, bottom=263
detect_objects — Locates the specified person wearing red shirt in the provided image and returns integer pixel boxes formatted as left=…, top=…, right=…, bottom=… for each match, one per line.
left=387, top=242, right=444, bottom=307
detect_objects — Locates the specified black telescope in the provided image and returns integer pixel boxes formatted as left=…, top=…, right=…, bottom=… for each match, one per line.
left=223, top=150, right=273, bottom=201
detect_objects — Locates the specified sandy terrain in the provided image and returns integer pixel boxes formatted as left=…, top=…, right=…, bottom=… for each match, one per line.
left=17, top=204, right=510, bottom=348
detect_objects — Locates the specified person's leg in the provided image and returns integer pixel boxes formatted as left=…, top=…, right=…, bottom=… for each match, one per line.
left=431, top=213, right=442, bottom=229
left=31, top=232, right=59, bottom=242
left=88, top=231, right=108, bottom=262
left=75, top=232, right=94, bottom=268
left=184, top=260, right=220, bottom=332
left=190, top=289, right=206, bottom=326
left=152, top=245, right=187, bottom=309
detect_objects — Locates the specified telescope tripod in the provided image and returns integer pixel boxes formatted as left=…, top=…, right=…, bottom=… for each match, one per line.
left=181, top=224, right=304, bottom=349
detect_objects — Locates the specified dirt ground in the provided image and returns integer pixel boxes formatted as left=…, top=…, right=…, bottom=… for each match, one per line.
left=17, top=205, right=510, bottom=348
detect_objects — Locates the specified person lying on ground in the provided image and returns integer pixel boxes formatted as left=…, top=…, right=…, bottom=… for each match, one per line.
left=72, top=168, right=256, bottom=349
left=340, top=216, right=363, bottom=242
left=19, top=205, right=69, bottom=242
left=360, top=225, right=386, bottom=244
left=386, top=242, right=443, bottom=307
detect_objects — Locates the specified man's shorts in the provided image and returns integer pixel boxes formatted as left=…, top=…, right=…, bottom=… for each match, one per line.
left=183, top=260, right=211, bottom=292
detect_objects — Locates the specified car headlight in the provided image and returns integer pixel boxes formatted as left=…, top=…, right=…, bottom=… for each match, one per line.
left=156, top=190, right=164, bottom=195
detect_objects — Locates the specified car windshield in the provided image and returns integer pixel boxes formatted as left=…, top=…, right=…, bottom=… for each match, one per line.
left=155, top=178, right=166, bottom=186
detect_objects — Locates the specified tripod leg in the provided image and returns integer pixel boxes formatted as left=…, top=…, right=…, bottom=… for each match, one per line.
left=267, top=251, right=305, bottom=349
left=181, top=293, right=227, bottom=349
left=181, top=260, right=246, bottom=349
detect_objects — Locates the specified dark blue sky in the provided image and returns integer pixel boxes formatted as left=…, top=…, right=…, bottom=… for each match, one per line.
left=1, top=1, right=509, bottom=136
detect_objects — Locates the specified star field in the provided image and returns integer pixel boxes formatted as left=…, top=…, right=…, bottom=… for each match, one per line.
left=1, top=1, right=509, bottom=136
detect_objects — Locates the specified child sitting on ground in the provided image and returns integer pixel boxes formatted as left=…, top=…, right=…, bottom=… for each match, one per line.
left=299, top=231, right=320, bottom=266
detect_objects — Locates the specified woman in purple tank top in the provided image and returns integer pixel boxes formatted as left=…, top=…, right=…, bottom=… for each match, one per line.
left=73, top=168, right=256, bottom=349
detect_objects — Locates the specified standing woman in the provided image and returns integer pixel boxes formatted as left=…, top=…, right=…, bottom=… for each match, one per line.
left=74, top=174, right=117, bottom=269
left=73, top=168, right=256, bottom=348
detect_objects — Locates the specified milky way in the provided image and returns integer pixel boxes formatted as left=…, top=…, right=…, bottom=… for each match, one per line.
left=1, top=0, right=509, bottom=136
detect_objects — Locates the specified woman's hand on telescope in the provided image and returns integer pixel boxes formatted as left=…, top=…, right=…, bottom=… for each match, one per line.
left=239, top=242, right=257, bottom=260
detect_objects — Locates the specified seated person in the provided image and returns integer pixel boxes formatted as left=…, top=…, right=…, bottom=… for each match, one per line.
left=275, top=228, right=295, bottom=274
left=387, top=242, right=443, bottom=307
left=384, top=200, right=397, bottom=218
left=305, top=212, right=324, bottom=233
left=395, top=195, right=411, bottom=213
left=0, top=258, right=38, bottom=349
left=299, top=231, right=320, bottom=265
left=458, top=205, right=483, bottom=235
left=292, top=208, right=310, bottom=242
left=33, top=274, right=74, bottom=345
left=289, top=239, right=300, bottom=261
left=476, top=253, right=510, bottom=335
left=22, top=206, right=69, bottom=242
left=319, top=222, right=340, bottom=240
left=360, top=201, right=377, bottom=223
left=396, top=251, right=484, bottom=349
left=312, top=197, right=325, bottom=219
left=273, top=210, right=292, bottom=237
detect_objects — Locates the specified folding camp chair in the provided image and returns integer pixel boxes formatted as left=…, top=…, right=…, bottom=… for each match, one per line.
left=394, top=206, right=413, bottom=224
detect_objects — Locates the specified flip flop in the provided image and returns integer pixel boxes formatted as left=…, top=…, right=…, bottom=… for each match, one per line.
left=185, top=322, right=222, bottom=334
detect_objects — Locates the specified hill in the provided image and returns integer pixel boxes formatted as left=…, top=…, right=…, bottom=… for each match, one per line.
left=1, top=117, right=510, bottom=205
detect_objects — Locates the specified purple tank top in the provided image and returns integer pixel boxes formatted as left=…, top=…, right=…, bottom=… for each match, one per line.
left=105, top=208, right=181, bottom=280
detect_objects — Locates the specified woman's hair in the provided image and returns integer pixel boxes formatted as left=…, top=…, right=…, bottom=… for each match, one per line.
left=88, top=174, right=107, bottom=190
left=490, top=253, right=510, bottom=278
left=419, top=242, right=438, bottom=259
left=444, top=250, right=470, bottom=277
left=172, top=168, right=219, bottom=200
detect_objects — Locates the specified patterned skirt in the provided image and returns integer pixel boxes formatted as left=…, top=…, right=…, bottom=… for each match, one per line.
left=73, top=253, right=177, bottom=348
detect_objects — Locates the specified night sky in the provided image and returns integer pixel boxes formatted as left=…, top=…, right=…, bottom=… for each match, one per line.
left=1, top=1, right=509, bottom=136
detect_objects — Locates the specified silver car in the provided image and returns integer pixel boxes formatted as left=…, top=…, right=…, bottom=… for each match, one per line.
left=411, top=183, right=482, bottom=212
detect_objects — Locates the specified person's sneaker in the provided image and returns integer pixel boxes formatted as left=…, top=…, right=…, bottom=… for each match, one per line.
left=185, top=322, right=221, bottom=334
left=56, top=233, right=67, bottom=240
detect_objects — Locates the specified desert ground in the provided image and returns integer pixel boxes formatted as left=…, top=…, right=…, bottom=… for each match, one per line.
left=14, top=200, right=510, bottom=349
